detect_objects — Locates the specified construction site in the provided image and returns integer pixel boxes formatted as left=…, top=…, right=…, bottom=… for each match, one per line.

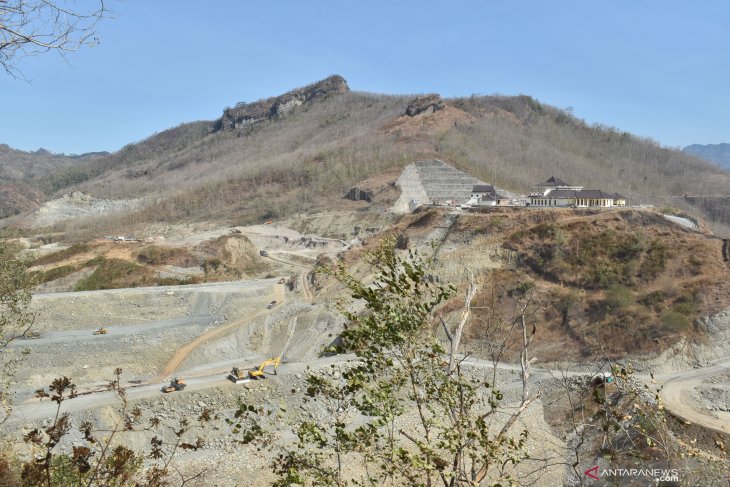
left=3, top=159, right=730, bottom=486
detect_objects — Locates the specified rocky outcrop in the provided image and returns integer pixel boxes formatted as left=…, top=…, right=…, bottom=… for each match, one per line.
left=344, top=186, right=372, bottom=202
left=215, top=75, right=349, bottom=131
left=405, top=94, right=445, bottom=116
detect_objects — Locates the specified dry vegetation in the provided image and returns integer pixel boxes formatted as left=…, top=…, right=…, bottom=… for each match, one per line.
left=25, top=232, right=272, bottom=290
left=372, top=207, right=730, bottom=362
left=481, top=209, right=729, bottom=359
left=5, top=84, right=728, bottom=239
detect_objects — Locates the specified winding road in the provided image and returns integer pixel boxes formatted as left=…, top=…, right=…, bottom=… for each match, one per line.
left=658, top=357, right=730, bottom=434
left=154, top=282, right=286, bottom=380
left=13, top=273, right=730, bottom=439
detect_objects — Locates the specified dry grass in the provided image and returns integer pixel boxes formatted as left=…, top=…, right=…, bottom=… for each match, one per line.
left=18, top=89, right=730, bottom=238
left=133, top=244, right=198, bottom=267
left=31, top=243, right=90, bottom=266
left=388, top=207, right=730, bottom=361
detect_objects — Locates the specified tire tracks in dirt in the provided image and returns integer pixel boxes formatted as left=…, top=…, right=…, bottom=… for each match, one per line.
left=155, top=282, right=287, bottom=380
left=300, top=269, right=313, bottom=302
left=262, top=252, right=314, bottom=302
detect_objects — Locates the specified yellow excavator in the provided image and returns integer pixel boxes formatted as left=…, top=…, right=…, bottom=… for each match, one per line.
left=228, top=356, right=281, bottom=383
left=248, top=356, right=281, bottom=380
left=93, top=327, right=108, bottom=335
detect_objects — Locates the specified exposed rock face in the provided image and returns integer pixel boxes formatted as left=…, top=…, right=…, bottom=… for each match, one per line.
left=405, top=94, right=445, bottom=117
left=33, top=191, right=142, bottom=227
left=216, top=75, right=349, bottom=131
left=344, top=186, right=372, bottom=202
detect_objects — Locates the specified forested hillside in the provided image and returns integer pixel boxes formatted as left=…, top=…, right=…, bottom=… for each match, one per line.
left=0, top=145, right=107, bottom=183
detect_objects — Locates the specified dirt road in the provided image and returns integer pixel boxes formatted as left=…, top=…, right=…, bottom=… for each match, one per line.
left=659, top=357, right=730, bottom=434
left=261, top=252, right=310, bottom=270
left=11, top=353, right=349, bottom=424
left=155, top=283, right=287, bottom=380
left=22, top=274, right=730, bottom=439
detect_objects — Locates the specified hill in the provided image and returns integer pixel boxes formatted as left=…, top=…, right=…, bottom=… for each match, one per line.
left=0, top=144, right=108, bottom=182
left=0, top=183, right=44, bottom=219
left=684, top=143, right=730, bottom=170
left=4, top=75, right=730, bottom=237
left=327, top=206, right=730, bottom=361
left=0, top=145, right=109, bottom=216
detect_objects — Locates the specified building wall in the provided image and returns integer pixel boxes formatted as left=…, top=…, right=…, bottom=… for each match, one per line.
left=530, top=196, right=616, bottom=207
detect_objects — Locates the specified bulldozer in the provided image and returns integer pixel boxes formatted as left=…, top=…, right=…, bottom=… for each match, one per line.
left=247, top=356, right=281, bottom=380
left=161, top=377, right=186, bottom=393
left=93, top=327, right=108, bottom=335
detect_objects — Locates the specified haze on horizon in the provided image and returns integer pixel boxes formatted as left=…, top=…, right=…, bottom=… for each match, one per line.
left=1, top=0, right=728, bottom=155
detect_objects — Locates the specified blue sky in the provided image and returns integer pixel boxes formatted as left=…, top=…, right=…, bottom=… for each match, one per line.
left=1, top=1, right=728, bottom=154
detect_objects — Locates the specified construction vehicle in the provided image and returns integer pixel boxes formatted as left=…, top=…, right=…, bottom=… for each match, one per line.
left=227, top=367, right=249, bottom=384
left=248, top=356, right=281, bottom=380
left=161, top=377, right=186, bottom=393
left=93, top=327, right=108, bottom=335
left=25, top=331, right=41, bottom=339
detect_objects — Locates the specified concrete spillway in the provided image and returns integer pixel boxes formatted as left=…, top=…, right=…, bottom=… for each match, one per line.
left=392, top=159, right=489, bottom=213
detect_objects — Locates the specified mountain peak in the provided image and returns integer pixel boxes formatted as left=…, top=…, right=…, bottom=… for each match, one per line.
left=683, top=143, right=730, bottom=170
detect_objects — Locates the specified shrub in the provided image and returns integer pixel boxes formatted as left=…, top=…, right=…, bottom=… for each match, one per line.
left=660, top=311, right=690, bottom=332
left=201, top=257, right=222, bottom=273
left=673, top=295, right=696, bottom=316
left=509, top=281, right=535, bottom=297
left=33, top=265, right=79, bottom=284
left=640, top=290, right=665, bottom=305
left=31, top=243, right=90, bottom=266
left=605, top=284, right=633, bottom=310
left=639, top=240, right=667, bottom=279
left=515, top=223, right=654, bottom=290
left=74, top=258, right=152, bottom=291
left=688, top=254, right=704, bottom=275
left=587, top=262, right=625, bottom=289
left=133, top=245, right=197, bottom=266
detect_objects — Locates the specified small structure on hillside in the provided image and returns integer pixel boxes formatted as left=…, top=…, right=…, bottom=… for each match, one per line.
left=391, top=159, right=518, bottom=213
left=469, top=184, right=510, bottom=207
left=528, top=176, right=626, bottom=208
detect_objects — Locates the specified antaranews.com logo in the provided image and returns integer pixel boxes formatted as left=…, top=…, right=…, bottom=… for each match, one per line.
left=584, top=466, right=680, bottom=483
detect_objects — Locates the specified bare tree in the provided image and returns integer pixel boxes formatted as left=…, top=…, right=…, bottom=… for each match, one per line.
left=0, top=0, right=106, bottom=77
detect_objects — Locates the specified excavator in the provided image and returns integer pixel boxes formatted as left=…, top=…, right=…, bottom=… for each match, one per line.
left=162, top=377, right=186, bottom=393
left=93, top=327, right=108, bottom=335
left=228, top=356, right=281, bottom=383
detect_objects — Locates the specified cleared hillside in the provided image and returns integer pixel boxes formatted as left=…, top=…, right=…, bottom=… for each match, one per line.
left=6, top=76, right=730, bottom=236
